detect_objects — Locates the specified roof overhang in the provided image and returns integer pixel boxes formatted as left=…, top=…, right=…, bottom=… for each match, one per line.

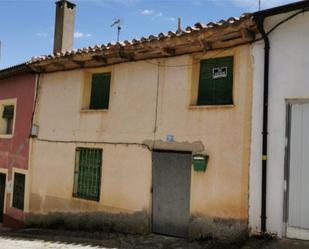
left=0, top=63, right=32, bottom=80
left=28, top=14, right=257, bottom=73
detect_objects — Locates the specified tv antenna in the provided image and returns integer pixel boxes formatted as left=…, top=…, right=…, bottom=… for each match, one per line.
left=110, top=18, right=122, bottom=43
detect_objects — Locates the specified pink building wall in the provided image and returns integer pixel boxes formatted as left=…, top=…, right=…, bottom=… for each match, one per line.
left=0, top=73, right=36, bottom=227
left=0, top=73, right=36, bottom=169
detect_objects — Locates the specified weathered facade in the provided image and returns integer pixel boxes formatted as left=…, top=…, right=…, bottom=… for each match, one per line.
left=249, top=1, right=309, bottom=240
left=24, top=7, right=256, bottom=238
left=0, top=65, right=36, bottom=228
left=1, top=0, right=308, bottom=241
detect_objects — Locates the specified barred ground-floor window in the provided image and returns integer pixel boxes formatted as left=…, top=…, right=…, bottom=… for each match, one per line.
left=73, top=148, right=102, bottom=201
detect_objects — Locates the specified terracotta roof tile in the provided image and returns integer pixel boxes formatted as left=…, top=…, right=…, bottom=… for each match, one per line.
left=29, top=13, right=252, bottom=64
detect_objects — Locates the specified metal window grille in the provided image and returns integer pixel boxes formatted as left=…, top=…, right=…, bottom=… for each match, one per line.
left=73, top=148, right=102, bottom=201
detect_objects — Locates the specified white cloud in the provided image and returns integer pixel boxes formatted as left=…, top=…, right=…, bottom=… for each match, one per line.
left=141, top=9, right=155, bottom=15
left=74, top=31, right=92, bottom=39
left=74, top=32, right=83, bottom=38
left=168, top=17, right=176, bottom=22
left=156, top=12, right=163, bottom=17
left=36, top=32, right=48, bottom=38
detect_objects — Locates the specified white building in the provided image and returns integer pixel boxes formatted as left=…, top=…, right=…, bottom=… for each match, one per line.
left=250, top=0, right=309, bottom=240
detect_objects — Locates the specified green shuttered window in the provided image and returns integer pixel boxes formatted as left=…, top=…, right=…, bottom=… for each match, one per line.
left=197, top=56, right=233, bottom=105
left=89, top=73, right=111, bottom=109
left=12, top=173, right=25, bottom=210
left=73, top=148, right=102, bottom=201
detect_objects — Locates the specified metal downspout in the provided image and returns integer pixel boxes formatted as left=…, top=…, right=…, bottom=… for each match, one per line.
left=255, top=15, right=270, bottom=234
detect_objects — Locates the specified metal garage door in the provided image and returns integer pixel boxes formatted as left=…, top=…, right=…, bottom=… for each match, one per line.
left=152, top=150, right=191, bottom=238
left=287, top=102, right=309, bottom=240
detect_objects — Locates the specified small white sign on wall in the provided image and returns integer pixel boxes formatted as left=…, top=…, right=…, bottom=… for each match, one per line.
left=212, top=67, right=228, bottom=79
left=6, top=180, right=13, bottom=193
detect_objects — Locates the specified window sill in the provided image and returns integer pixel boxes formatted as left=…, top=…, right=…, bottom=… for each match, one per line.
left=72, top=195, right=100, bottom=202
left=0, top=134, right=13, bottom=139
left=189, top=104, right=235, bottom=110
left=80, top=109, right=108, bottom=113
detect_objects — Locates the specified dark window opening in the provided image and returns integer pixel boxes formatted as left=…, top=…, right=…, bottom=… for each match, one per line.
left=73, top=148, right=102, bottom=201
left=2, top=105, right=14, bottom=135
left=89, top=73, right=111, bottom=110
left=12, top=173, right=25, bottom=211
left=197, top=56, right=233, bottom=105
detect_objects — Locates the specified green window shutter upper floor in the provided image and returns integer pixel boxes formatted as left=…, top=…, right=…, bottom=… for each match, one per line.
left=197, top=56, right=233, bottom=105
left=89, top=73, right=111, bottom=109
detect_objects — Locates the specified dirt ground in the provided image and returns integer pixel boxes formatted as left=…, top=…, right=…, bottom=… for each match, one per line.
left=0, top=229, right=309, bottom=249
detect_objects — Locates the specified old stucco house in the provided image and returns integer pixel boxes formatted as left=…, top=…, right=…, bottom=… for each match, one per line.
left=2, top=0, right=308, bottom=241
left=22, top=0, right=256, bottom=240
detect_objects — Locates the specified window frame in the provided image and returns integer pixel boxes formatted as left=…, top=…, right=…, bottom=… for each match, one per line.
left=196, top=56, right=234, bottom=106
left=89, top=72, right=111, bottom=110
left=73, top=147, right=103, bottom=202
left=0, top=98, right=17, bottom=139
left=81, top=67, right=113, bottom=112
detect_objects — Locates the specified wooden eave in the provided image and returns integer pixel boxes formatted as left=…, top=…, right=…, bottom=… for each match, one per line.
left=28, top=16, right=257, bottom=73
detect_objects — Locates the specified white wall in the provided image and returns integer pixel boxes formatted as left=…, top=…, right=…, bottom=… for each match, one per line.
left=250, top=10, right=309, bottom=236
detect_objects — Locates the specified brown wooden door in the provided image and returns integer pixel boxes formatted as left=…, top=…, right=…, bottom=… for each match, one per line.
left=0, top=173, right=6, bottom=222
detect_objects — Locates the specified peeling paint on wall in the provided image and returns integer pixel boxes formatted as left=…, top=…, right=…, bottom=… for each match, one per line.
left=189, top=214, right=247, bottom=241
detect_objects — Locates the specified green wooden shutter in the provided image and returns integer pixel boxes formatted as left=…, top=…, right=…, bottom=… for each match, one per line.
left=73, top=148, right=102, bottom=201
left=89, top=73, right=111, bottom=109
left=197, top=56, right=233, bottom=105
left=12, top=173, right=25, bottom=210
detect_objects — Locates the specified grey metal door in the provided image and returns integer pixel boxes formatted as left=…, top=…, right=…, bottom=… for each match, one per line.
left=287, top=102, right=309, bottom=240
left=152, top=150, right=191, bottom=238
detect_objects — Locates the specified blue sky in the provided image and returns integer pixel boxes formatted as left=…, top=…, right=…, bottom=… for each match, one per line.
left=0, top=0, right=296, bottom=69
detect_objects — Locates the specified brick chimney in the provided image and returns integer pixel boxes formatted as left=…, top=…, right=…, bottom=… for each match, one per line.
left=53, top=0, right=76, bottom=54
